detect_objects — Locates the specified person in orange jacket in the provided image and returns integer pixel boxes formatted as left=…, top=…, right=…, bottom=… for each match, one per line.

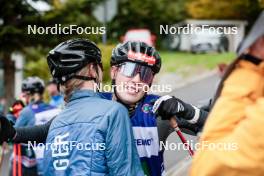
left=190, top=12, right=264, bottom=176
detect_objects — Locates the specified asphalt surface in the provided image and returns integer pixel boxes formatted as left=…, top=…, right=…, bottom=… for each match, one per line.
left=164, top=72, right=220, bottom=175
left=0, top=72, right=220, bottom=176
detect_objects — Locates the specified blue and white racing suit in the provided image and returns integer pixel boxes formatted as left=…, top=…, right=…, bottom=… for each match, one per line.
left=101, top=93, right=164, bottom=176
left=43, top=90, right=144, bottom=176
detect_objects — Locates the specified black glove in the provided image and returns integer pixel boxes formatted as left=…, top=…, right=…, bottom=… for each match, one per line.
left=0, top=114, right=16, bottom=144
left=153, top=95, right=195, bottom=120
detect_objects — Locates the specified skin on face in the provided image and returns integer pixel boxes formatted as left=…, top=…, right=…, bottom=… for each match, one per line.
left=111, top=66, right=151, bottom=105
left=90, top=64, right=103, bottom=83
left=19, top=92, right=30, bottom=104
left=46, top=83, right=58, bottom=97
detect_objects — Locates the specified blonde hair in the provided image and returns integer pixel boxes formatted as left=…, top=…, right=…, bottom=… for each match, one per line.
left=60, top=64, right=92, bottom=102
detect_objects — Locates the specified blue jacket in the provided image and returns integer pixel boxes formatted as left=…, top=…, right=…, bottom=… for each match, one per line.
left=43, top=90, right=144, bottom=176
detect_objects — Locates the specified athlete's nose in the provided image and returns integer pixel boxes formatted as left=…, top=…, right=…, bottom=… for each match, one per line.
left=131, top=73, right=141, bottom=83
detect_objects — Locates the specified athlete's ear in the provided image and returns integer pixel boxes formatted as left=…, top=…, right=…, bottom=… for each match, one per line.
left=110, top=66, right=118, bottom=79
left=86, top=64, right=96, bottom=78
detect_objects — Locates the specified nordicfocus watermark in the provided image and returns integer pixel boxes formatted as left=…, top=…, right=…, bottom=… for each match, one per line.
left=160, top=24, right=238, bottom=35
left=28, top=133, right=106, bottom=170
left=28, top=141, right=106, bottom=151
left=28, top=133, right=106, bottom=152
left=160, top=140, right=239, bottom=151
left=93, top=82, right=172, bottom=93
left=27, top=24, right=106, bottom=35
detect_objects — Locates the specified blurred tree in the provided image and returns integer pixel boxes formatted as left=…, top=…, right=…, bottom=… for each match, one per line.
left=23, top=0, right=104, bottom=82
left=260, top=0, right=264, bottom=8
left=108, top=0, right=188, bottom=46
left=98, top=44, right=115, bottom=83
left=187, top=0, right=261, bottom=22
left=0, top=0, right=103, bottom=107
left=0, top=0, right=45, bottom=106
left=23, top=46, right=51, bottom=80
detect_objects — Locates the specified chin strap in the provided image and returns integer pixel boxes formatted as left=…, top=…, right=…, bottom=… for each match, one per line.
left=73, top=75, right=96, bottom=82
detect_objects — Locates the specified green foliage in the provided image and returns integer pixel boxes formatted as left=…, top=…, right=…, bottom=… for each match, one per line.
left=108, top=0, right=188, bottom=46
left=23, top=46, right=51, bottom=80
left=39, top=0, right=103, bottom=45
left=0, top=0, right=104, bottom=84
left=260, top=0, right=264, bottom=8
left=0, top=0, right=42, bottom=53
left=0, top=0, right=104, bottom=53
left=187, top=0, right=261, bottom=21
left=159, top=51, right=236, bottom=73
left=94, top=44, right=115, bottom=83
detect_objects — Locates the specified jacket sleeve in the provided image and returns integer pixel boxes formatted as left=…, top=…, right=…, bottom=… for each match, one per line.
left=105, top=103, right=144, bottom=176
left=190, top=61, right=264, bottom=176
left=14, top=118, right=54, bottom=143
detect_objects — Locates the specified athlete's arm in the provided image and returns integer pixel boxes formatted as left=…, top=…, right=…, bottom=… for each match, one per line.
left=0, top=115, right=54, bottom=144
left=14, top=118, right=53, bottom=143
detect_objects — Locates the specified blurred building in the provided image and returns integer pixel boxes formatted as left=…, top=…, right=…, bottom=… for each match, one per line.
left=167, top=20, right=247, bottom=53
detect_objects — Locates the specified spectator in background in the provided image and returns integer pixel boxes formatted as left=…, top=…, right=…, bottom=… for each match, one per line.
left=14, top=76, right=61, bottom=176
left=46, top=79, right=64, bottom=108
left=6, top=78, right=32, bottom=124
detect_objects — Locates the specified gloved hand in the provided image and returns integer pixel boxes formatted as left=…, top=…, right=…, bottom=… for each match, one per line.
left=0, top=114, right=16, bottom=144
left=152, top=95, right=196, bottom=121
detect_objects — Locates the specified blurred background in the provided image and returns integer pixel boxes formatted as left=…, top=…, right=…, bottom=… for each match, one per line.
left=1, top=0, right=264, bottom=175
left=0, top=0, right=263, bottom=109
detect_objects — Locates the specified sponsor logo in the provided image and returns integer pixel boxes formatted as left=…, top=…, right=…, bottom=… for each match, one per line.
left=142, top=103, right=151, bottom=113
left=135, top=138, right=154, bottom=146
left=127, top=50, right=156, bottom=65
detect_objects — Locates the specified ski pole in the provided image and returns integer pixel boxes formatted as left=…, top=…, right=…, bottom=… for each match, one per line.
left=17, top=144, right=22, bottom=176
left=169, top=117, right=194, bottom=157
left=152, top=95, right=194, bottom=157
left=13, top=144, right=17, bottom=176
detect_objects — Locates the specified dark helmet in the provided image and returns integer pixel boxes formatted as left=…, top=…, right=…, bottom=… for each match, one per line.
left=47, top=38, right=102, bottom=84
left=111, top=41, right=161, bottom=73
left=21, top=76, right=45, bottom=94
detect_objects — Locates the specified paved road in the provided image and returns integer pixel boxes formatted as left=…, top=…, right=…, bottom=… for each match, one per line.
left=164, top=72, right=220, bottom=175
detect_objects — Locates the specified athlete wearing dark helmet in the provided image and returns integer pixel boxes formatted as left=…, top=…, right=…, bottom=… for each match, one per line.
left=103, top=41, right=208, bottom=175
left=0, top=41, right=208, bottom=176
left=47, top=38, right=103, bottom=85
left=43, top=38, right=143, bottom=176
left=21, top=77, right=45, bottom=95
left=110, top=41, right=161, bottom=105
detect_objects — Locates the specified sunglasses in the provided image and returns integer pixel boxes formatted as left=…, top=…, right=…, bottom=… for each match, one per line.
left=118, top=62, right=154, bottom=84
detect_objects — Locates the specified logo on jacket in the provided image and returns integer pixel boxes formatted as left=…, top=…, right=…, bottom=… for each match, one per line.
left=142, top=103, right=152, bottom=113
left=52, top=133, right=70, bottom=170
left=135, top=138, right=154, bottom=146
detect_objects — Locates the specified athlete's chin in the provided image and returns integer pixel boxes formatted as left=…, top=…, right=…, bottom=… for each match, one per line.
left=118, top=93, right=143, bottom=104
left=126, top=94, right=141, bottom=102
